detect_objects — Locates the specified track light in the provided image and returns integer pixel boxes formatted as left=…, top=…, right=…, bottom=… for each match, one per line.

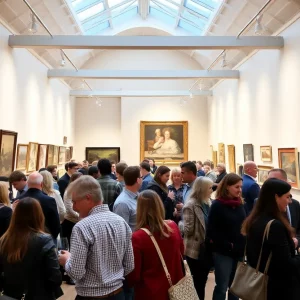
left=60, top=50, right=66, bottom=67
left=28, top=13, right=38, bottom=34
left=255, top=15, right=264, bottom=35
left=221, top=52, right=227, bottom=68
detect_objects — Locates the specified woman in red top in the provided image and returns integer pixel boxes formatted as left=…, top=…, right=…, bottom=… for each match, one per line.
left=127, top=190, right=184, bottom=300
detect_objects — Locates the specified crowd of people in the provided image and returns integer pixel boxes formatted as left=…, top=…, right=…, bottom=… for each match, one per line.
left=0, top=157, right=300, bottom=300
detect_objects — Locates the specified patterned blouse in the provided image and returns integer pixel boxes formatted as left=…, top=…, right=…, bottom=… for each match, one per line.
left=168, top=184, right=185, bottom=204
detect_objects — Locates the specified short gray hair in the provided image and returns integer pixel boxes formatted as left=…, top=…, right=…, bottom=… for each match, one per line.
left=68, top=175, right=103, bottom=203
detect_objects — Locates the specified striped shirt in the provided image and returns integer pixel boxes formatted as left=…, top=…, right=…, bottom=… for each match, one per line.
left=65, top=204, right=134, bottom=297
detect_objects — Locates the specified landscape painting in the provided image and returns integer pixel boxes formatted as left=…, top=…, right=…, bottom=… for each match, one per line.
left=0, top=130, right=17, bottom=176
left=16, top=144, right=28, bottom=172
left=86, top=147, right=120, bottom=164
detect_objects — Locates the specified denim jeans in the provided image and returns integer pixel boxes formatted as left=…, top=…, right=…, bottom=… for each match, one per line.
left=75, top=291, right=125, bottom=300
left=212, top=253, right=239, bottom=300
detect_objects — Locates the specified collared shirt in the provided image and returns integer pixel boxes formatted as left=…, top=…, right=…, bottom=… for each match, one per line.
left=16, top=184, right=28, bottom=198
left=65, top=205, right=134, bottom=297
left=183, top=179, right=196, bottom=203
left=287, top=205, right=292, bottom=225
left=244, top=173, right=257, bottom=181
left=140, top=173, right=152, bottom=192
left=113, top=188, right=138, bottom=232
left=97, top=175, right=123, bottom=209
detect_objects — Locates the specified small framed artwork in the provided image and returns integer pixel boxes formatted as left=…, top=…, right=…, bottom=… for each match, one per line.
left=65, top=147, right=71, bottom=162
left=59, top=146, right=66, bottom=164
left=227, top=145, right=236, bottom=173
left=243, top=144, right=254, bottom=162
left=46, top=145, right=54, bottom=166
left=37, top=144, right=48, bottom=170
left=237, top=163, right=244, bottom=177
left=63, top=136, right=67, bottom=145
left=218, top=143, right=225, bottom=164
left=58, top=168, right=65, bottom=178
left=27, top=142, right=39, bottom=172
left=69, top=146, right=73, bottom=159
left=278, top=148, right=299, bottom=189
left=53, top=146, right=59, bottom=165
left=260, top=146, right=272, bottom=162
left=257, top=165, right=273, bottom=185
left=212, top=151, right=218, bottom=168
left=140, top=121, right=188, bottom=165
left=86, top=147, right=120, bottom=164
left=16, top=144, right=28, bottom=172
left=0, top=130, right=18, bottom=176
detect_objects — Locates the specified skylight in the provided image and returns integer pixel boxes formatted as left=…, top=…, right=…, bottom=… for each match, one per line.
left=69, top=0, right=222, bottom=35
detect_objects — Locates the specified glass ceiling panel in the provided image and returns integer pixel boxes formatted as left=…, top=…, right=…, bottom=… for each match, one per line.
left=77, top=3, right=105, bottom=21
left=186, top=0, right=211, bottom=19
left=113, top=7, right=138, bottom=26
left=150, top=7, right=176, bottom=25
left=179, top=19, right=202, bottom=35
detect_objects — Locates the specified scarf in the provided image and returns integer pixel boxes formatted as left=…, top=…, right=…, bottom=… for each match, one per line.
left=217, top=197, right=242, bottom=208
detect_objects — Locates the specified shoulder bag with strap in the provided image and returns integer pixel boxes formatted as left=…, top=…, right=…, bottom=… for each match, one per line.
left=141, top=228, right=199, bottom=300
left=229, top=219, right=275, bottom=300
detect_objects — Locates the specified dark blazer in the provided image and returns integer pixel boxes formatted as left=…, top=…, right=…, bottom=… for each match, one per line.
left=18, top=188, right=60, bottom=239
left=212, top=171, right=227, bottom=191
left=147, top=181, right=174, bottom=220
left=290, top=199, right=300, bottom=246
left=140, top=173, right=153, bottom=192
left=242, top=174, right=260, bottom=214
left=246, top=216, right=300, bottom=300
left=0, top=206, right=12, bottom=237
left=0, top=233, right=63, bottom=300
left=57, top=173, right=70, bottom=197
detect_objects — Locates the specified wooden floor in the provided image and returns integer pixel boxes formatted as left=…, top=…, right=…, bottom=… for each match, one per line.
left=60, top=273, right=215, bottom=300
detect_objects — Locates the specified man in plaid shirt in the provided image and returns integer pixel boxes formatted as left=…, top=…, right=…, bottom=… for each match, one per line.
left=58, top=175, right=134, bottom=300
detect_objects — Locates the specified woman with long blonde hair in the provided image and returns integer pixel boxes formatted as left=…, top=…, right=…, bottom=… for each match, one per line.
left=127, top=190, right=184, bottom=300
left=40, top=170, right=66, bottom=223
left=0, top=182, right=12, bottom=237
left=0, top=197, right=62, bottom=299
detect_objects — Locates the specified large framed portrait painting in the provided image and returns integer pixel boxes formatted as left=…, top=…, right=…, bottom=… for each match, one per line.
left=0, top=130, right=18, bottom=176
left=278, top=148, right=299, bottom=188
left=140, top=121, right=188, bottom=164
left=86, top=147, right=120, bottom=164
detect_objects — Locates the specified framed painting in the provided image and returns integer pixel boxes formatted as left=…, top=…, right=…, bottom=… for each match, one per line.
left=237, top=163, right=244, bottom=176
left=16, top=144, right=28, bottom=172
left=86, top=147, right=120, bottom=164
left=278, top=148, right=299, bottom=188
left=59, top=146, right=66, bottom=164
left=227, top=145, right=236, bottom=173
left=260, top=146, right=272, bottom=162
left=140, top=121, right=188, bottom=165
left=218, top=143, right=225, bottom=164
left=243, top=144, right=254, bottom=162
left=212, top=151, right=218, bottom=168
left=37, top=144, right=47, bottom=170
left=65, top=147, right=71, bottom=162
left=46, top=145, right=54, bottom=166
left=27, top=142, right=38, bottom=172
left=257, top=165, right=273, bottom=185
left=58, top=168, right=65, bottom=178
left=69, top=146, right=73, bottom=159
left=53, top=146, right=59, bottom=165
left=0, top=130, right=18, bottom=176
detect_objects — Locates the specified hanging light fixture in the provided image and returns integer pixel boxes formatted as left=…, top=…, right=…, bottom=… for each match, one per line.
left=255, top=14, right=264, bottom=35
left=28, top=13, right=38, bottom=34
left=60, top=50, right=66, bottom=67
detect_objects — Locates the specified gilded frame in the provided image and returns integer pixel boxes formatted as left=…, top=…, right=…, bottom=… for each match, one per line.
left=16, top=144, right=28, bottom=172
left=27, top=142, right=39, bottom=173
left=0, top=130, right=18, bottom=176
left=140, top=121, right=188, bottom=165
left=257, top=165, right=273, bottom=185
left=218, top=143, right=225, bottom=164
left=86, top=147, right=120, bottom=164
left=260, top=145, right=272, bottom=162
left=227, top=145, right=236, bottom=173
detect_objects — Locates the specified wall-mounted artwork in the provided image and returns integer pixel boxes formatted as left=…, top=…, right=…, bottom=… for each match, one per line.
left=257, top=165, right=273, bottom=185
left=86, top=147, right=120, bottom=164
left=46, top=145, right=54, bottom=166
left=278, top=148, right=299, bottom=188
left=212, top=151, right=218, bottom=168
left=59, top=147, right=66, bottom=165
left=65, top=147, right=71, bottom=162
left=69, top=146, right=73, bottom=159
left=16, top=144, right=28, bottom=172
left=0, top=130, right=18, bottom=176
left=260, top=146, right=272, bottom=162
left=53, top=146, right=59, bottom=165
left=227, top=145, right=236, bottom=173
left=218, top=143, right=225, bottom=164
left=27, top=142, right=38, bottom=172
left=140, top=121, right=188, bottom=164
left=237, top=164, right=244, bottom=177
left=37, top=144, right=47, bottom=170
left=243, top=144, right=254, bottom=162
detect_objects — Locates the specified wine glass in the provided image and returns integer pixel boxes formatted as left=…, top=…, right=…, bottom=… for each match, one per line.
left=57, top=237, right=69, bottom=254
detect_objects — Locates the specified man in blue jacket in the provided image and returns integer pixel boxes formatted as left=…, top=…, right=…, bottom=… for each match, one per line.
left=242, top=161, right=260, bottom=214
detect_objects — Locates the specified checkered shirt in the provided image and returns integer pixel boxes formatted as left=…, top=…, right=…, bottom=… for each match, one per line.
left=65, top=204, right=134, bottom=297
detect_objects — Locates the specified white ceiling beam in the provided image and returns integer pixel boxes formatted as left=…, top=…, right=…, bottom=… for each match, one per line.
left=175, top=0, right=185, bottom=28
left=138, top=0, right=150, bottom=19
left=70, top=90, right=213, bottom=97
left=9, top=35, right=284, bottom=50
left=48, top=69, right=240, bottom=79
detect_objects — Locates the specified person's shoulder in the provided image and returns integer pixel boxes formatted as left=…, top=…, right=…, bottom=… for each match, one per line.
left=0, top=206, right=12, bottom=214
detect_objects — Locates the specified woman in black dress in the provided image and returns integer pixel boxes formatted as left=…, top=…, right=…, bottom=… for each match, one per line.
left=0, top=182, right=12, bottom=237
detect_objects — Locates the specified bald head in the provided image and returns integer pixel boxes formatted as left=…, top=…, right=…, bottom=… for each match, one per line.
left=27, top=171, right=43, bottom=189
left=243, top=161, right=258, bottom=178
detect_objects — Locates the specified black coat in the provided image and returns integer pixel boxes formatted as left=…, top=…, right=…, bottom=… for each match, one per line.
left=18, top=189, right=60, bottom=239
left=290, top=199, right=300, bottom=246
left=147, top=181, right=174, bottom=220
left=57, top=173, right=70, bottom=197
left=0, top=206, right=12, bottom=237
left=0, top=233, right=63, bottom=300
left=246, top=216, right=300, bottom=300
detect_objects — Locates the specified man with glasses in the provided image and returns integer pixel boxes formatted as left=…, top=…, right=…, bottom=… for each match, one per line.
left=58, top=162, right=79, bottom=197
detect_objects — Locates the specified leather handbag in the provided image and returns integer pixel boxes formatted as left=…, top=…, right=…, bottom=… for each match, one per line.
left=141, top=228, right=199, bottom=300
left=229, top=219, right=274, bottom=300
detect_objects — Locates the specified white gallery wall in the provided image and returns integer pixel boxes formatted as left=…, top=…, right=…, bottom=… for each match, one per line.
left=208, top=18, right=300, bottom=199
left=0, top=22, right=75, bottom=161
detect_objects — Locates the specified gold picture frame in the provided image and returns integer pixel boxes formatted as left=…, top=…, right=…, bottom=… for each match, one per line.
left=278, top=148, right=299, bottom=189
left=27, top=142, right=39, bottom=172
left=16, top=144, right=28, bottom=172
left=213, top=151, right=218, bottom=168
left=257, top=165, right=273, bottom=185
left=140, top=121, right=188, bottom=165
left=0, top=130, right=18, bottom=176
left=218, top=143, right=225, bottom=164
left=260, top=145, right=272, bottom=162
left=227, top=145, right=236, bottom=173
